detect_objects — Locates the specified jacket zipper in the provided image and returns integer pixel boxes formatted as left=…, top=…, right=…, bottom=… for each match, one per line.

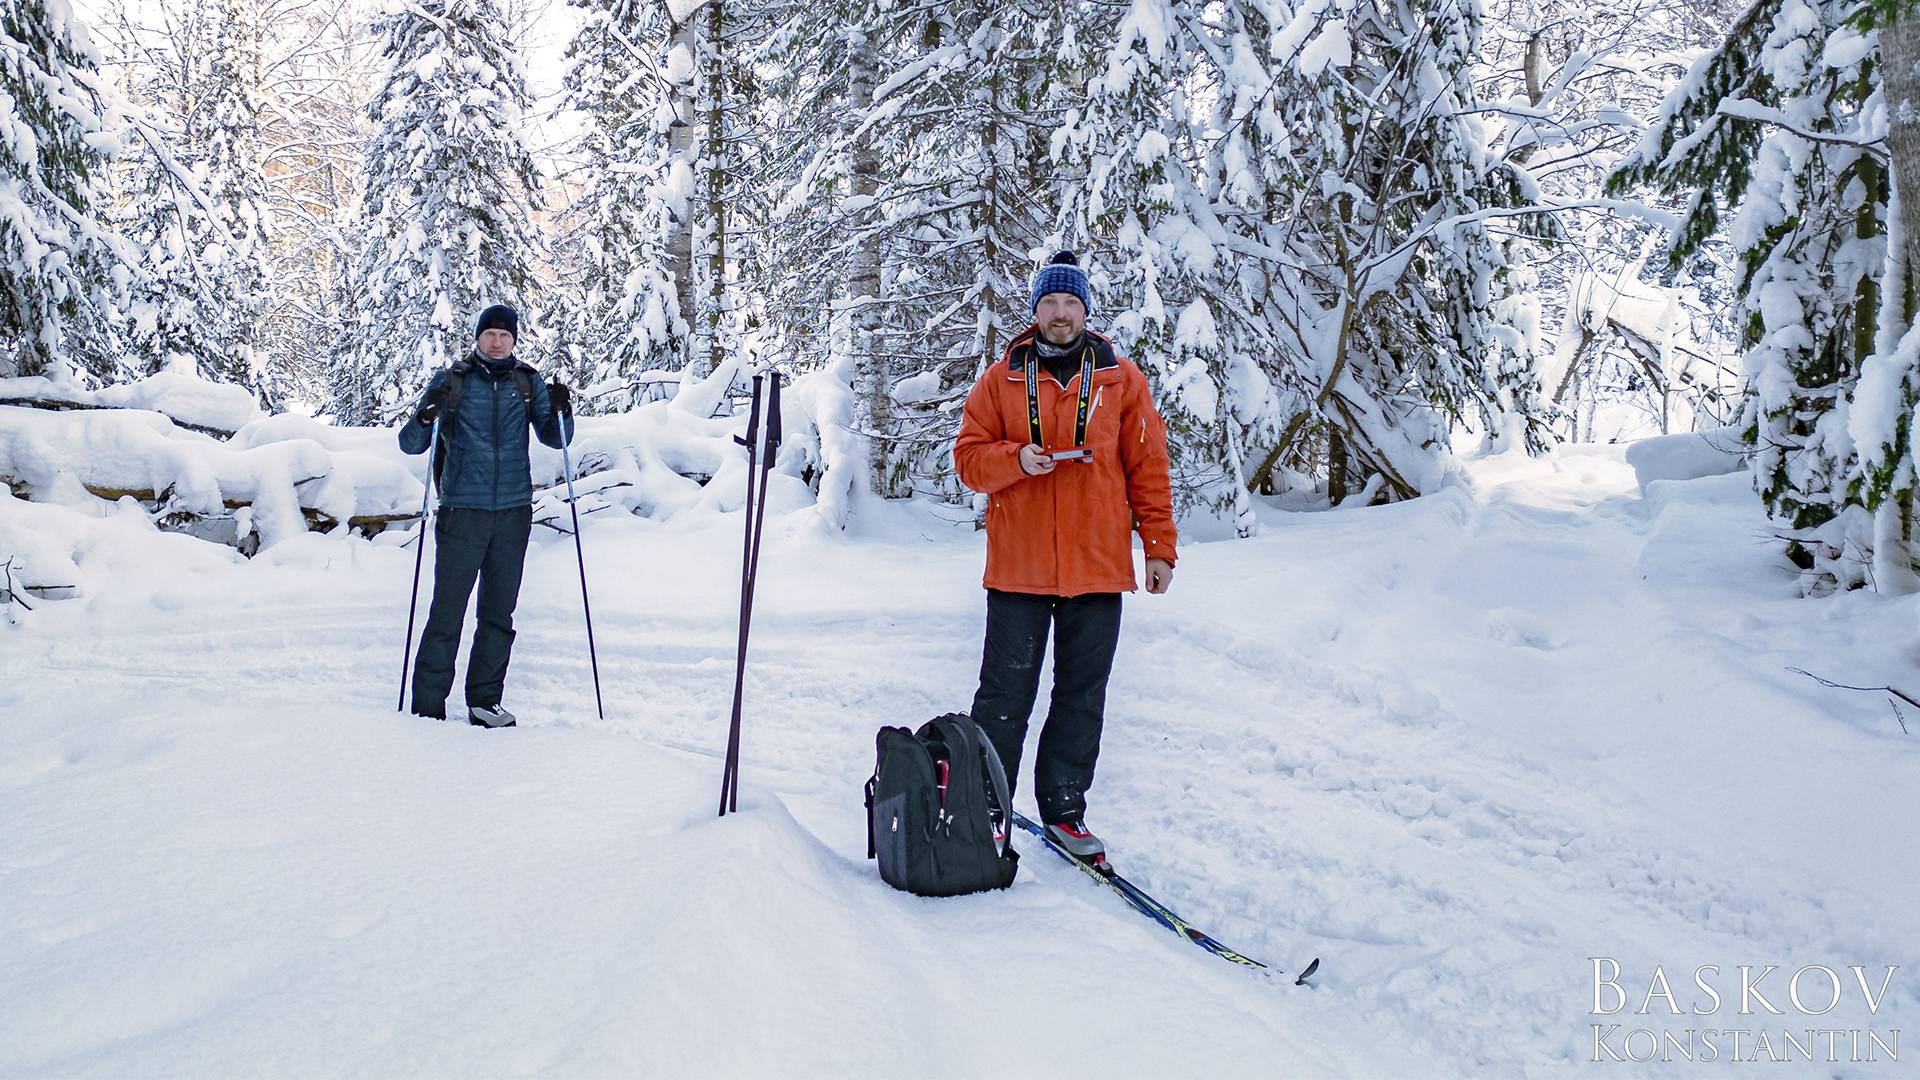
left=1051, top=374, right=1061, bottom=585
left=491, top=372, right=501, bottom=509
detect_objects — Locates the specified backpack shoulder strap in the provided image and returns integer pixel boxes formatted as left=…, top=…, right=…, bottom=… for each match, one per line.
left=512, top=363, right=534, bottom=407
left=443, top=360, right=470, bottom=417
left=932, top=715, right=1013, bottom=859
left=1083, top=329, right=1120, bottom=370
left=966, top=718, right=1015, bottom=859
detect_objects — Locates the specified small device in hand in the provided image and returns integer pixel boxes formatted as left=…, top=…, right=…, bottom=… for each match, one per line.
left=1048, top=447, right=1094, bottom=463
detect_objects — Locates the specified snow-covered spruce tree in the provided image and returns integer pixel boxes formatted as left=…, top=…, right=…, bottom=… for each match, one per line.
left=543, top=0, right=690, bottom=411
left=249, top=0, right=377, bottom=411
left=1284, top=0, right=1556, bottom=497
left=759, top=0, right=927, bottom=499
left=1608, top=0, right=1886, bottom=591
left=911, top=8, right=1086, bottom=491
left=121, top=158, right=205, bottom=378
left=1, top=0, right=124, bottom=380
left=1054, top=0, right=1276, bottom=530
left=1477, top=0, right=1740, bottom=441
left=113, top=0, right=271, bottom=394
left=198, top=1, right=272, bottom=396
left=330, top=0, right=543, bottom=424
left=880, top=6, right=1085, bottom=501
left=622, top=0, right=769, bottom=400
left=750, top=0, right=890, bottom=513
left=689, top=0, right=764, bottom=390
left=948, top=8, right=1071, bottom=368
left=102, top=0, right=210, bottom=381
left=1057, top=0, right=1550, bottom=521
left=755, top=1, right=1075, bottom=504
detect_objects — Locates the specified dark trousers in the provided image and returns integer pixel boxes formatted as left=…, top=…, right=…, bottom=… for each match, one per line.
left=969, top=590, right=1123, bottom=824
left=411, top=505, right=533, bottom=717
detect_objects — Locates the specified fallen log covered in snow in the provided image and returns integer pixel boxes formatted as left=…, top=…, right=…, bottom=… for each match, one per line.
left=0, top=364, right=848, bottom=576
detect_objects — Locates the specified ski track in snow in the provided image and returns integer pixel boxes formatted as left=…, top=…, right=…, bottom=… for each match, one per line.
left=3, top=446, right=1916, bottom=1077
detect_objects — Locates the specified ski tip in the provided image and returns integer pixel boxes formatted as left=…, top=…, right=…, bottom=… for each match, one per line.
left=1294, top=957, right=1321, bottom=986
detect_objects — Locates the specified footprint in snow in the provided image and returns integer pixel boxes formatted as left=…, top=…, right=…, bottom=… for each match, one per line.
left=1485, top=607, right=1557, bottom=649
left=1388, top=783, right=1436, bottom=819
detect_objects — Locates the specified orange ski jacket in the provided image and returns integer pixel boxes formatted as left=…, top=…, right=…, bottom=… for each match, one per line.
left=954, top=327, right=1178, bottom=596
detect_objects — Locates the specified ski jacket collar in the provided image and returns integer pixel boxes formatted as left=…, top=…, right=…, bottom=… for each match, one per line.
left=1004, top=325, right=1119, bottom=385
left=460, top=350, right=528, bottom=381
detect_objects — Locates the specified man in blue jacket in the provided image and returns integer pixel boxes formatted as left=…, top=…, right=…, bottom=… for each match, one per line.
left=400, top=304, right=573, bottom=727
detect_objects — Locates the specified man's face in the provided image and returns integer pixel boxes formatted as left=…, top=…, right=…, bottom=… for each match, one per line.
left=1036, top=292, right=1086, bottom=346
left=478, top=328, right=514, bottom=359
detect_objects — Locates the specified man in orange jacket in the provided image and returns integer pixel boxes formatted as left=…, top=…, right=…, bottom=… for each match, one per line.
left=953, top=250, right=1178, bottom=861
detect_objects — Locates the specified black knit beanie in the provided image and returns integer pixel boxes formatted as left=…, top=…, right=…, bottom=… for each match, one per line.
left=474, top=304, right=519, bottom=341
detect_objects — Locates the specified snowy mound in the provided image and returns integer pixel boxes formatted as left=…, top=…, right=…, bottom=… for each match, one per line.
left=0, top=362, right=855, bottom=563
left=1623, top=425, right=1744, bottom=492
left=0, top=487, right=242, bottom=599
left=0, top=372, right=265, bottom=435
left=0, top=695, right=1343, bottom=1076
left=0, top=406, right=423, bottom=551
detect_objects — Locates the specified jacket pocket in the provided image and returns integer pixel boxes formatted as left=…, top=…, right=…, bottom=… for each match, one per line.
left=1084, top=384, right=1123, bottom=453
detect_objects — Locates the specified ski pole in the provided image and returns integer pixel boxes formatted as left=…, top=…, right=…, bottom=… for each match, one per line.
left=720, top=371, right=782, bottom=816
left=719, top=373, right=765, bottom=816
left=399, top=419, right=439, bottom=712
left=559, top=417, right=604, bottom=720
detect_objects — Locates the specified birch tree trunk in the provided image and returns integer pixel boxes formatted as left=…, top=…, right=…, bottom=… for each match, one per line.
left=703, top=0, right=728, bottom=381
left=664, top=5, right=699, bottom=374
left=845, top=24, right=899, bottom=495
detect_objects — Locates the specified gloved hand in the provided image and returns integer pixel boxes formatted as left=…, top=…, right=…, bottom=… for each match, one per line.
left=418, top=381, right=451, bottom=424
left=548, top=379, right=573, bottom=417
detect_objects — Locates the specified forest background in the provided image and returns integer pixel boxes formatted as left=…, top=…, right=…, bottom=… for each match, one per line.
left=8, top=0, right=1920, bottom=595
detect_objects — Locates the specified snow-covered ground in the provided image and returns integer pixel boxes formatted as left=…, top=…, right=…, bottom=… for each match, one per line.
left=3, top=444, right=1915, bottom=1077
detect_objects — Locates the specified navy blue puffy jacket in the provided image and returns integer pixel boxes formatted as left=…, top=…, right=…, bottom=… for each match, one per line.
left=397, top=355, right=573, bottom=510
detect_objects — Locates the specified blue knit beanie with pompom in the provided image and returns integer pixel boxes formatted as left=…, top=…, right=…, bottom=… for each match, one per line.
left=1030, top=251, right=1092, bottom=317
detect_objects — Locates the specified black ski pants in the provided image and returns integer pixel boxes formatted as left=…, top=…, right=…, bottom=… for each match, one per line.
left=969, top=589, right=1123, bottom=825
left=411, top=505, right=533, bottom=718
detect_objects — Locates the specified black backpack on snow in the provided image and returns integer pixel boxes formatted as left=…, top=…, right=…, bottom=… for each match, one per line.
left=865, top=714, right=1019, bottom=897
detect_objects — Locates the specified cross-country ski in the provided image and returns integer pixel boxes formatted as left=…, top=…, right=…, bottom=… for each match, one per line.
left=1012, top=811, right=1322, bottom=986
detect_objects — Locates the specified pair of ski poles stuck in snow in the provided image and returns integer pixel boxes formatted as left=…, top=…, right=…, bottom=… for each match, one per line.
left=391, top=370, right=785, bottom=810
left=719, top=371, right=782, bottom=817
left=397, top=411, right=604, bottom=721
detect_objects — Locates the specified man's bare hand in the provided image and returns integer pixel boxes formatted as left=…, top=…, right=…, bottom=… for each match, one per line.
left=1019, top=444, right=1056, bottom=476
left=1145, top=558, right=1174, bottom=594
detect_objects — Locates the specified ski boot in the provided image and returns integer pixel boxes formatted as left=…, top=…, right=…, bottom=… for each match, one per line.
left=468, top=703, right=517, bottom=728
left=1044, top=818, right=1106, bottom=866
